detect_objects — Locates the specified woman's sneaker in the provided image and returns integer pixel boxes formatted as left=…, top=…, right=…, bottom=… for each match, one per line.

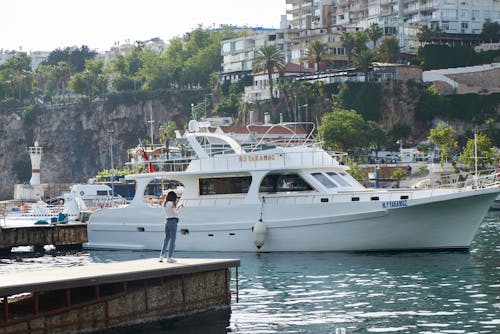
left=167, top=257, right=177, bottom=263
left=159, top=256, right=164, bottom=262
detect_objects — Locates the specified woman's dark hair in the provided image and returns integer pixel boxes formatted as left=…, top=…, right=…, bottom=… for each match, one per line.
left=164, top=191, right=178, bottom=205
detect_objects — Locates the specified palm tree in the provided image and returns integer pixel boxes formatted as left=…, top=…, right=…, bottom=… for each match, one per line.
left=304, top=40, right=330, bottom=71
left=52, top=62, right=71, bottom=102
left=354, top=50, right=375, bottom=82
left=159, top=121, right=177, bottom=160
left=340, top=32, right=355, bottom=67
left=377, top=36, right=401, bottom=63
left=253, top=45, right=285, bottom=100
left=366, top=23, right=383, bottom=49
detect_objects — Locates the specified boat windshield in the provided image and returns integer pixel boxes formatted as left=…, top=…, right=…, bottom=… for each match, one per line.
left=196, top=136, right=236, bottom=156
left=327, top=172, right=352, bottom=187
left=312, top=172, right=338, bottom=188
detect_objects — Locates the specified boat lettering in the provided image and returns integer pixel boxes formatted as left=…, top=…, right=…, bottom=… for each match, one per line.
left=239, top=154, right=276, bottom=162
left=382, top=200, right=408, bottom=209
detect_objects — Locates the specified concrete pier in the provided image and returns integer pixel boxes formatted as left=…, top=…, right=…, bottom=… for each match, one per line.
left=0, top=258, right=240, bottom=334
left=0, top=223, right=88, bottom=253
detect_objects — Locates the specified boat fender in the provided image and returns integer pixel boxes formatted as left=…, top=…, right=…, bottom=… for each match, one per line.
left=252, top=219, right=267, bottom=249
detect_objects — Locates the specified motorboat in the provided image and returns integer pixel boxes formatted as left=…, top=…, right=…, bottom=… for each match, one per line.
left=1, top=184, right=126, bottom=227
left=85, top=121, right=500, bottom=252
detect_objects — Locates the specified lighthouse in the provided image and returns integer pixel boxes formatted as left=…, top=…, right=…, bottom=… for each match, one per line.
left=13, top=141, right=45, bottom=201
left=29, top=141, right=42, bottom=185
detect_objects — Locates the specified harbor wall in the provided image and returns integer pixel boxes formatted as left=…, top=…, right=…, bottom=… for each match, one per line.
left=0, top=223, right=88, bottom=252
left=0, top=263, right=235, bottom=334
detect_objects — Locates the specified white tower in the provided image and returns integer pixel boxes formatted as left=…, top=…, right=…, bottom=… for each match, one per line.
left=29, top=141, right=43, bottom=185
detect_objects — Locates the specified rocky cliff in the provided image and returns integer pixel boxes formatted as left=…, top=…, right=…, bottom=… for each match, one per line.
left=0, top=92, right=195, bottom=200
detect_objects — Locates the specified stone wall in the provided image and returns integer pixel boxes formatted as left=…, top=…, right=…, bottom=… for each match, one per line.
left=449, top=67, right=500, bottom=94
left=0, top=269, right=232, bottom=334
left=396, top=66, right=423, bottom=82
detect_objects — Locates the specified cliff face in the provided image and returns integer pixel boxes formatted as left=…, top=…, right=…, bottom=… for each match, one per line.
left=0, top=99, right=187, bottom=200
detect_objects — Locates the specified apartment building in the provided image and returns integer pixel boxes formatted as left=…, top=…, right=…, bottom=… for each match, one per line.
left=220, top=25, right=301, bottom=83
left=290, top=0, right=500, bottom=50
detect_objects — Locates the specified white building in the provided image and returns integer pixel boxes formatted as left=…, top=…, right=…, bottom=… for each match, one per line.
left=0, top=50, right=51, bottom=69
left=289, top=0, right=500, bottom=51
left=220, top=27, right=301, bottom=83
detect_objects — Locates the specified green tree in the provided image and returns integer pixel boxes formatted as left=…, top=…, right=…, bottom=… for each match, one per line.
left=366, top=23, right=383, bottom=49
left=319, top=108, right=366, bottom=151
left=253, top=45, right=285, bottom=101
left=215, top=93, right=242, bottom=117
left=480, top=20, right=500, bottom=42
left=43, top=45, right=97, bottom=73
left=428, top=124, right=458, bottom=165
left=138, top=49, right=169, bottom=90
left=2, top=53, right=32, bottom=102
left=459, top=133, right=497, bottom=171
left=377, top=36, right=400, bottom=63
left=365, top=120, right=387, bottom=150
left=390, top=123, right=412, bottom=146
left=69, top=59, right=106, bottom=100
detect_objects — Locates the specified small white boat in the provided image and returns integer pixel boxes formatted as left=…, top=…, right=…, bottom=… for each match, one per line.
left=2, top=184, right=126, bottom=227
left=85, top=121, right=500, bottom=252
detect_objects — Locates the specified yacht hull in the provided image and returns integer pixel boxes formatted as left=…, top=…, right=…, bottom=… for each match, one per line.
left=85, top=188, right=498, bottom=252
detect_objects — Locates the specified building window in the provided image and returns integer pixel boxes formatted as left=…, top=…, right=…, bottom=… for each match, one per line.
left=199, top=176, right=252, bottom=195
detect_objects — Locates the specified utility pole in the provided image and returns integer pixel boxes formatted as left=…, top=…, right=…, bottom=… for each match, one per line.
left=108, top=129, right=115, bottom=197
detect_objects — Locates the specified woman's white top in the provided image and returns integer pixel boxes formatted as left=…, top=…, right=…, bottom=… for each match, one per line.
left=164, top=201, right=180, bottom=219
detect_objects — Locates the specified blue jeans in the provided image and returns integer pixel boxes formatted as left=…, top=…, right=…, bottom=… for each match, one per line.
left=160, top=218, right=178, bottom=258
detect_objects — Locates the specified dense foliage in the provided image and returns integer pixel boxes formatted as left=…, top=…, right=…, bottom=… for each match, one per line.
left=0, top=27, right=242, bottom=110
left=417, top=44, right=500, bottom=70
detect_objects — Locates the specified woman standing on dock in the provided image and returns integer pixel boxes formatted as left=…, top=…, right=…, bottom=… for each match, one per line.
left=159, top=191, right=182, bottom=263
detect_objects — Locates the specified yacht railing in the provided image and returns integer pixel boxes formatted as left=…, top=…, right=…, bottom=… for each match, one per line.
left=250, top=122, right=319, bottom=152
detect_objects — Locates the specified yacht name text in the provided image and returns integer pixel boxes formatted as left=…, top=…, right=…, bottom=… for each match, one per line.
left=239, top=154, right=276, bottom=162
left=382, top=200, right=408, bottom=209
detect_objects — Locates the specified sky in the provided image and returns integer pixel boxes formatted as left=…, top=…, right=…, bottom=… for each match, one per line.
left=1, top=0, right=286, bottom=52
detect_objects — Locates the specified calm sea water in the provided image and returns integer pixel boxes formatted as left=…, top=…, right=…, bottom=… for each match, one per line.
left=1, top=212, right=499, bottom=334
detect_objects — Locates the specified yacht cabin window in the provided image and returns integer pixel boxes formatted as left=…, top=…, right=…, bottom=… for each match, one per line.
left=259, top=173, right=314, bottom=193
left=327, top=172, right=352, bottom=187
left=312, top=172, right=338, bottom=188
left=199, top=176, right=252, bottom=195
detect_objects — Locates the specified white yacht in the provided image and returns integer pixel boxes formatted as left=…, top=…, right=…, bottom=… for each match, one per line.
left=85, top=121, right=500, bottom=252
